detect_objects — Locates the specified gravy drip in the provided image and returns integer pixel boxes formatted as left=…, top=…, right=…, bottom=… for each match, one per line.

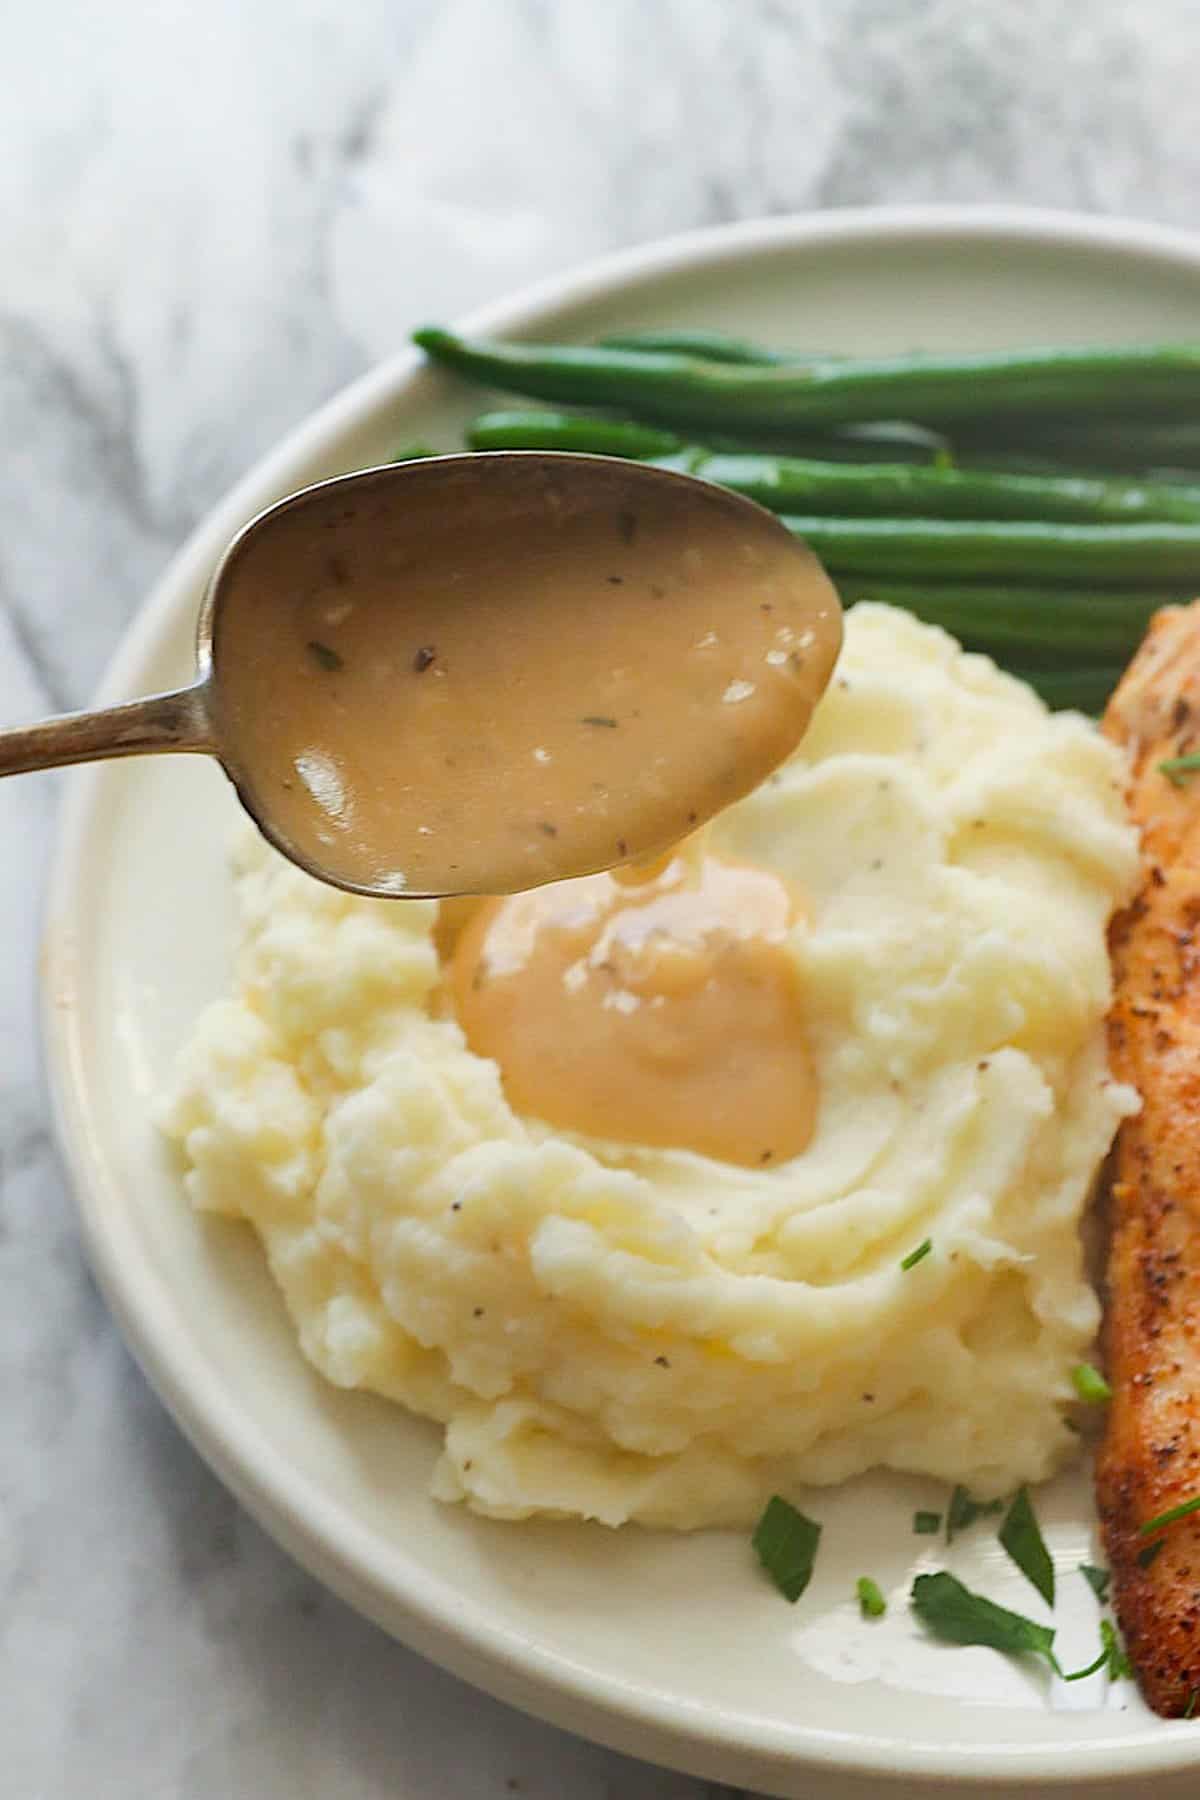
left=451, top=850, right=816, bottom=1168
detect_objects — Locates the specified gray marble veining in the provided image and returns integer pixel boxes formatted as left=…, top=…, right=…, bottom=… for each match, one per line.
left=4, top=1, right=1200, bottom=1794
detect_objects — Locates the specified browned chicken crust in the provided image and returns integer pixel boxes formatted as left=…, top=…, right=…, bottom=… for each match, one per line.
left=1099, top=603, right=1200, bottom=1717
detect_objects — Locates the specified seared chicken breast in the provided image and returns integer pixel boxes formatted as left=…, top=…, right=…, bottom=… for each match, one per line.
left=1100, top=603, right=1200, bottom=1717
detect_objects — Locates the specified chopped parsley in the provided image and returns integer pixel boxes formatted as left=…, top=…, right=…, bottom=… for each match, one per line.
left=1102, top=1618, right=1133, bottom=1681
left=1063, top=1644, right=1107, bottom=1683
left=752, top=1495, right=822, bottom=1603
left=856, top=1576, right=886, bottom=1619
left=1070, top=1362, right=1112, bottom=1405
left=946, top=1485, right=1004, bottom=1544
left=1064, top=1618, right=1131, bottom=1683
left=580, top=714, right=619, bottom=729
left=911, top=1571, right=1060, bottom=1674
left=1139, top=1493, right=1200, bottom=1538
left=913, top=1510, right=942, bottom=1536
left=305, top=639, right=344, bottom=673
left=1185, top=1688, right=1199, bottom=1720
left=1080, top=1564, right=1111, bottom=1604
left=900, top=1237, right=932, bottom=1272
left=1160, top=753, right=1200, bottom=786
left=1137, top=1539, right=1165, bottom=1569
left=999, top=1486, right=1055, bottom=1608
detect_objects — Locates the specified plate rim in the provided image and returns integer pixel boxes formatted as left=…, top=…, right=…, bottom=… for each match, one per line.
left=40, top=204, right=1200, bottom=1790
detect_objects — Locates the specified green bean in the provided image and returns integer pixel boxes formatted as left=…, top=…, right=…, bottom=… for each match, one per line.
left=779, top=516, right=1200, bottom=585
left=693, top=453, right=1200, bottom=524
left=955, top=418, right=1200, bottom=472
left=720, top=424, right=944, bottom=463
left=706, top=432, right=1184, bottom=473
left=950, top=447, right=1172, bottom=480
left=836, top=581, right=1171, bottom=662
left=469, top=406, right=947, bottom=465
left=596, top=329, right=801, bottom=365
left=464, top=413, right=1200, bottom=520
left=466, top=410, right=682, bottom=457
left=724, top=432, right=1200, bottom=479
left=414, top=326, right=1200, bottom=430
left=948, top=447, right=1200, bottom=489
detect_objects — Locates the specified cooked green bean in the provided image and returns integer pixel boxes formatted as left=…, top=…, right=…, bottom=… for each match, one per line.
left=415, top=326, right=1200, bottom=430
left=949, top=447, right=1176, bottom=480
left=835, top=581, right=1172, bottom=661
left=955, top=417, right=1200, bottom=472
left=469, top=407, right=947, bottom=465
left=596, top=329, right=800, bottom=365
left=779, top=516, right=1200, bottom=585
left=465, top=412, right=1200, bottom=519
left=726, top=424, right=944, bottom=463
left=692, top=453, right=1200, bottom=524
left=466, top=410, right=682, bottom=457
left=438, top=327, right=1199, bottom=699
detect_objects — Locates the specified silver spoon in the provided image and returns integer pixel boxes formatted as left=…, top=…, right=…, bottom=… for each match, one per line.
left=0, top=454, right=840, bottom=898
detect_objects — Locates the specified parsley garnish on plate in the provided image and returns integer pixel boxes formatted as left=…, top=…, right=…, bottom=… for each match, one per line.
left=1102, top=1619, right=1133, bottom=1680
left=752, top=1495, right=822, bottom=1603
left=911, top=1571, right=1061, bottom=1674
left=913, top=1510, right=942, bottom=1535
left=1079, top=1563, right=1111, bottom=1604
left=1063, top=1644, right=1107, bottom=1683
left=998, top=1485, right=1055, bottom=1608
left=946, top=1484, right=1004, bottom=1544
left=1139, top=1492, right=1200, bottom=1537
left=1070, top=1362, right=1112, bottom=1404
left=1063, top=1618, right=1132, bottom=1683
left=856, top=1576, right=886, bottom=1619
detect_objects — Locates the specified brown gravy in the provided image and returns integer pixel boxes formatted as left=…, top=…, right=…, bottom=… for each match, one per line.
left=211, top=457, right=841, bottom=897
left=451, top=849, right=817, bottom=1167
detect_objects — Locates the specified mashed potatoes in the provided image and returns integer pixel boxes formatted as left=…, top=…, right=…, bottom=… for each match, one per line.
left=162, top=604, right=1139, bottom=1528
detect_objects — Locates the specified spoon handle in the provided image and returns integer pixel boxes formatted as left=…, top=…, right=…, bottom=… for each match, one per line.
left=0, top=683, right=213, bottom=777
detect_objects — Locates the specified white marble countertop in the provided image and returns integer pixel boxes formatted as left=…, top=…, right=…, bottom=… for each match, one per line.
left=5, top=2, right=1200, bottom=1794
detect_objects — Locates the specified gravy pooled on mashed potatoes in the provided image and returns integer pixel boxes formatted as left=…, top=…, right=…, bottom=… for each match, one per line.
left=451, top=848, right=816, bottom=1167
left=210, top=456, right=841, bottom=897
left=165, top=605, right=1140, bottom=1530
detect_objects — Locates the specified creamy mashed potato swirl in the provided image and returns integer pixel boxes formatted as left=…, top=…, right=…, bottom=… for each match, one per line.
left=162, top=604, right=1139, bottom=1529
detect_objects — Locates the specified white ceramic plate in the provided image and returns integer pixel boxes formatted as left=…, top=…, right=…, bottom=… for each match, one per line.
left=42, top=208, right=1200, bottom=1798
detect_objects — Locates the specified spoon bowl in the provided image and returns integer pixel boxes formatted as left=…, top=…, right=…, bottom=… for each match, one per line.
left=0, top=453, right=841, bottom=898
